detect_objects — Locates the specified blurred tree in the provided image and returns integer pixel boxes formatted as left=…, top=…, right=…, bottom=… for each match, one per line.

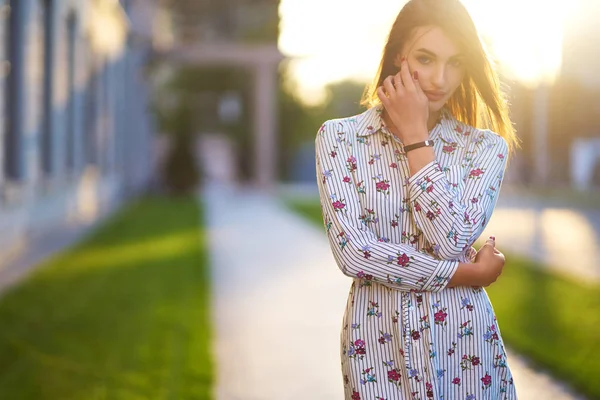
left=277, top=74, right=366, bottom=181
left=161, top=99, right=201, bottom=195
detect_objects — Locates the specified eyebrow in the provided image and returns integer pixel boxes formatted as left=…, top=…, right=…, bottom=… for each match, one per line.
left=415, top=48, right=465, bottom=59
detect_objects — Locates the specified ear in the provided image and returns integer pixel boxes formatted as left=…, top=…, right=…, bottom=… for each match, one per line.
left=393, top=54, right=403, bottom=68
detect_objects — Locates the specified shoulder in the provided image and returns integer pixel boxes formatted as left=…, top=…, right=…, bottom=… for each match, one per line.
left=316, top=109, right=369, bottom=142
left=458, top=121, right=508, bottom=157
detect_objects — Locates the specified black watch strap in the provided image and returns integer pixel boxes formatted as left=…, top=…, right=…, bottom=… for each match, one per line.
left=403, top=139, right=434, bottom=153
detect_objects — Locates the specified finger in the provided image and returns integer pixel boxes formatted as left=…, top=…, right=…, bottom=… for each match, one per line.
left=485, top=236, right=496, bottom=246
left=413, top=69, right=425, bottom=94
left=377, top=86, right=390, bottom=105
left=400, top=58, right=416, bottom=92
left=393, top=72, right=403, bottom=90
left=383, top=76, right=396, bottom=96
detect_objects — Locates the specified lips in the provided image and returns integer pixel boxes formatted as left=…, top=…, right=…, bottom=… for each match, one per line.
left=424, top=90, right=447, bottom=101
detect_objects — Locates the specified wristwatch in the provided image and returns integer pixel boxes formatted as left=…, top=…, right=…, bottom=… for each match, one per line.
left=403, top=139, right=434, bottom=153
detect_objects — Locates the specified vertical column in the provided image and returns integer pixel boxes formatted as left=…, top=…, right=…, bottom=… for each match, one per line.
left=253, top=62, right=278, bottom=190
left=532, top=84, right=549, bottom=185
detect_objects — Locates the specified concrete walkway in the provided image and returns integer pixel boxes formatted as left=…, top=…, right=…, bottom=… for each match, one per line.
left=204, top=183, right=588, bottom=400
left=482, top=194, right=600, bottom=284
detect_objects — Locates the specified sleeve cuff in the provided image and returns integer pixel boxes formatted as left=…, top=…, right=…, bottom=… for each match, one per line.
left=407, top=160, right=446, bottom=202
left=423, top=259, right=460, bottom=292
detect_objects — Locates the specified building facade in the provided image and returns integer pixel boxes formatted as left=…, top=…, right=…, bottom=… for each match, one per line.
left=0, top=0, right=159, bottom=262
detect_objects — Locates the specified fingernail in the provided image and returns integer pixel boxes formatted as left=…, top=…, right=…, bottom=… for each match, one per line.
left=413, top=71, right=418, bottom=80
left=401, top=56, right=406, bottom=63
left=489, top=235, right=495, bottom=241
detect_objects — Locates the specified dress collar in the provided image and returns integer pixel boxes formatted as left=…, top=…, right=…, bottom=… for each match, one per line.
left=355, top=103, right=468, bottom=147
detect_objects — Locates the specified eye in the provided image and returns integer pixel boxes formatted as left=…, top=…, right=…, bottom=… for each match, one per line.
left=416, top=56, right=432, bottom=65
left=448, top=59, right=463, bottom=68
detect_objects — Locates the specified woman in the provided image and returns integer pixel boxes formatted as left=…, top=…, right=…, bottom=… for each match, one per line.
left=315, top=0, right=519, bottom=399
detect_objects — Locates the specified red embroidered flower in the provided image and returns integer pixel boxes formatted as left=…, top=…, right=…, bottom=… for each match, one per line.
left=352, top=390, right=361, bottom=400
left=426, top=185, right=434, bottom=193
left=452, top=377, right=461, bottom=385
left=388, top=369, right=401, bottom=381
left=330, top=150, right=337, bottom=158
left=397, top=253, right=410, bottom=267
left=472, top=356, right=481, bottom=366
left=343, top=176, right=351, bottom=183
left=443, top=145, right=455, bottom=153
left=376, top=181, right=390, bottom=191
left=390, top=162, right=398, bottom=168
left=434, top=310, right=447, bottom=322
left=426, top=211, right=436, bottom=221
left=411, top=330, right=421, bottom=340
left=469, top=168, right=484, bottom=177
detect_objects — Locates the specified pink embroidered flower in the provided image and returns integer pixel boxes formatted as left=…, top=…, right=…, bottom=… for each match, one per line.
left=443, top=145, right=455, bottom=154
left=414, top=202, right=422, bottom=212
left=434, top=310, right=447, bottom=323
left=376, top=181, right=390, bottom=191
left=452, top=377, right=461, bottom=385
left=390, top=162, right=398, bottom=168
left=343, top=176, right=351, bottom=183
left=352, top=390, right=361, bottom=400
left=356, top=271, right=365, bottom=279
left=481, top=373, right=492, bottom=386
left=472, top=356, right=481, bottom=366
left=426, top=211, right=436, bottom=221
left=330, top=150, right=337, bottom=158
left=426, top=185, right=434, bottom=193
left=354, top=339, right=365, bottom=348
left=411, top=330, right=421, bottom=340
left=469, top=168, right=484, bottom=177
left=497, top=153, right=505, bottom=160
left=332, top=200, right=345, bottom=210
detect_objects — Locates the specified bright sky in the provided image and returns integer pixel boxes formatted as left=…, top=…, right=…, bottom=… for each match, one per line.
left=278, top=0, right=576, bottom=105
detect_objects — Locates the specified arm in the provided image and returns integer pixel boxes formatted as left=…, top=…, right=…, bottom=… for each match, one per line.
left=316, top=120, right=460, bottom=292
left=406, top=131, right=509, bottom=260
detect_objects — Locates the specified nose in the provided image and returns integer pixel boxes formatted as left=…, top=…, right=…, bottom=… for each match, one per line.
left=431, top=63, right=447, bottom=88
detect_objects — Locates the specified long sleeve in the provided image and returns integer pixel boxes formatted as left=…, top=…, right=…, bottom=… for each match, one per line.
left=315, top=120, right=459, bottom=292
left=407, top=130, right=509, bottom=260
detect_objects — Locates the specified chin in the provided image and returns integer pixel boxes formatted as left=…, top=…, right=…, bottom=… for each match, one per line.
left=428, top=100, right=446, bottom=113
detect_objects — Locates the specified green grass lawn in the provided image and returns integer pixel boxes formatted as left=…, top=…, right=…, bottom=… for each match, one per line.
left=0, top=195, right=213, bottom=399
left=286, top=198, right=600, bottom=400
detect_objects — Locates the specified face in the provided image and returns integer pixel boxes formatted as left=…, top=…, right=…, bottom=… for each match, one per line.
left=394, top=26, right=467, bottom=112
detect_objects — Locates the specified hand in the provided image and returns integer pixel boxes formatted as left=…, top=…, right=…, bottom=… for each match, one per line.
left=376, top=58, right=429, bottom=143
left=473, top=236, right=505, bottom=287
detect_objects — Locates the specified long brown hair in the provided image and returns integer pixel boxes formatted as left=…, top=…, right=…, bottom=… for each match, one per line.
left=361, top=0, right=519, bottom=155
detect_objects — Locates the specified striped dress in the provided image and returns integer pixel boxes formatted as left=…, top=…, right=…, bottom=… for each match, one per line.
left=315, top=104, right=517, bottom=400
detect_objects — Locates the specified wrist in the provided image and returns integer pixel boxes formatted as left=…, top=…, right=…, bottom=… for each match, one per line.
left=448, top=262, right=482, bottom=288
left=402, top=128, right=429, bottom=145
